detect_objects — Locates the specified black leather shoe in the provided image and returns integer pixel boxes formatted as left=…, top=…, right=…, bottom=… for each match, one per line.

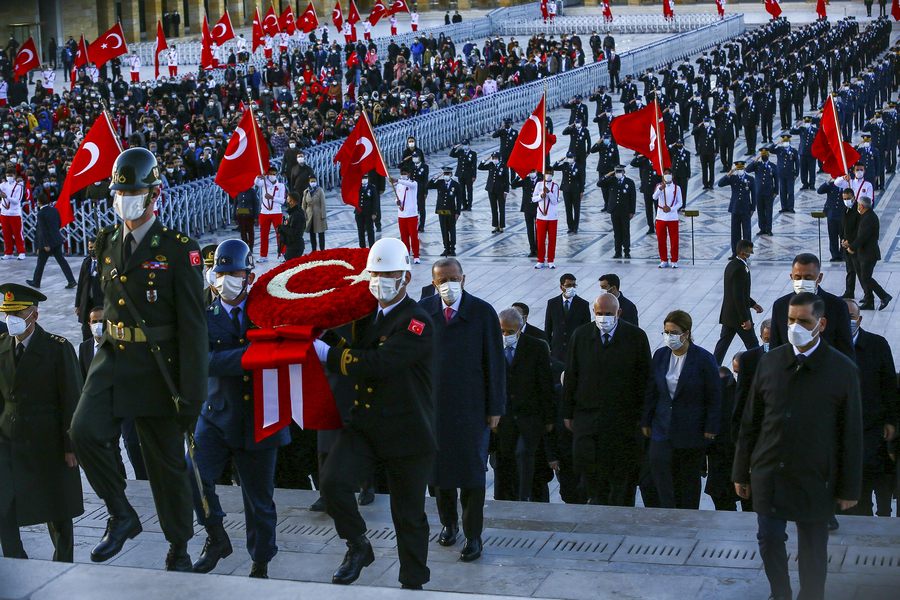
left=65, top=281, right=77, bottom=289
left=165, top=542, right=193, bottom=572
left=309, top=496, right=327, bottom=512
left=25, top=279, right=39, bottom=288
left=332, top=535, right=374, bottom=585
left=90, top=501, right=142, bottom=562
left=879, top=294, right=892, bottom=311
left=437, top=524, right=458, bottom=547
left=192, top=523, right=233, bottom=573
left=828, top=516, right=839, bottom=532
left=459, top=537, right=483, bottom=562
left=249, top=561, right=269, bottom=578
left=859, top=302, right=876, bottom=311
left=358, top=488, right=375, bottom=506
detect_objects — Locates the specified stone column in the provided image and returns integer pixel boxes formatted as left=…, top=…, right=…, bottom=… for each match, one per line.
left=119, top=0, right=142, bottom=43
left=183, top=0, right=205, bottom=34
left=95, top=0, right=117, bottom=34
left=207, top=0, right=227, bottom=18
left=227, top=0, right=247, bottom=26
left=584, top=0, right=599, bottom=6
left=144, top=0, right=164, bottom=39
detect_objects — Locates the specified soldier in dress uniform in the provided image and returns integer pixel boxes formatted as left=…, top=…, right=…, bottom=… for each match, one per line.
left=718, top=161, right=757, bottom=257
left=773, top=134, right=799, bottom=213
left=790, top=115, right=818, bottom=190
left=715, top=102, right=739, bottom=173
left=562, top=118, right=592, bottom=174
left=315, top=238, right=436, bottom=590
left=428, top=166, right=462, bottom=257
left=746, top=148, right=779, bottom=236
left=478, top=152, right=510, bottom=234
left=551, top=152, right=586, bottom=234
left=512, top=172, right=540, bottom=258
left=562, top=95, right=589, bottom=125
left=630, top=153, right=662, bottom=235
left=355, top=175, right=378, bottom=249
left=589, top=86, right=613, bottom=138
left=0, top=284, right=83, bottom=562
left=188, top=240, right=290, bottom=579
left=668, top=139, right=691, bottom=209
left=590, top=134, right=620, bottom=212
left=449, top=139, right=478, bottom=211
left=817, top=178, right=847, bottom=263
left=201, top=244, right=218, bottom=307
left=692, top=117, right=718, bottom=190
left=70, top=147, right=208, bottom=571
left=411, top=157, right=430, bottom=232
left=598, top=166, right=636, bottom=259
left=855, top=133, right=882, bottom=192
left=492, top=119, right=518, bottom=182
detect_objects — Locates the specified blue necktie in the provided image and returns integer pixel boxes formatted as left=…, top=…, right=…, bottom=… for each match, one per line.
left=505, top=346, right=514, bottom=365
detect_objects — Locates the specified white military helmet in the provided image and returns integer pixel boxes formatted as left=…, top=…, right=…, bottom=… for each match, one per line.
left=366, top=238, right=410, bottom=273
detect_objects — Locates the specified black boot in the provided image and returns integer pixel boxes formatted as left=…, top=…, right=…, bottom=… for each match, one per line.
left=165, top=542, right=193, bottom=572
left=249, top=561, right=269, bottom=578
left=90, top=497, right=142, bottom=562
left=332, top=535, right=374, bottom=585
left=357, top=487, right=375, bottom=506
left=192, top=523, right=233, bottom=573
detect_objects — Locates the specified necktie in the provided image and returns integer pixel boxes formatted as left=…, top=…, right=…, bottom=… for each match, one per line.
left=91, top=259, right=98, bottom=277
left=444, top=307, right=454, bottom=323
left=564, top=299, right=570, bottom=313
left=231, top=306, right=242, bottom=333
left=794, top=354, right=806, bottom=372
left=505, top=346, right=514, bottom=365
left=124, top=232, right=135, bottom=263
left=14, top=343, right=24, bottom=365
left=373, top=310, right=383, bottom=326
left=602, top=333, right=610, bottom=347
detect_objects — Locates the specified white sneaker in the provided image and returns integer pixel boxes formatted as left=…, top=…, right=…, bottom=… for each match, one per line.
left=548, top=263, right=556, bottom=269
left=534, top=262, right=544, bottom=269
left=658, top=261, right=669, bottom=268
left=1, top=255, right=11, bottom=261
left=413, top=257, right=420, bottom=264
left=671, top=262, right=679, bottom=269
left=17, top=254, right=25, bottom=260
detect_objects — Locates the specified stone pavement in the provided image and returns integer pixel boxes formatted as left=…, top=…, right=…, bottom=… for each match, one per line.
left=6, top=481, right=900, bottom=599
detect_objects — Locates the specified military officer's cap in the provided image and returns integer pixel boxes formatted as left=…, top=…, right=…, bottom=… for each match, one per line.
left=614, top=165, right=625, bottom=172
left=503, top=117, right=512, bottom=124
left=491, top=151, right=500, bottom=158
left=462, top=138, right=470, bottom=145
left=442, top=165, right=454, bottom=173
left=201, top=244, right=218, bottom=267
left=565, top=151, right=575, bottom=158
left=874, top=110, right=882, bottom=116
left=780, top=134, right=792, bottom=140
left=0, top=283, right=46, bottom=312
left=733, top=160, right=746, bottom=168
left=575, top=94, right=582, bottom=100
left=861, top=133, right=871, bottom=139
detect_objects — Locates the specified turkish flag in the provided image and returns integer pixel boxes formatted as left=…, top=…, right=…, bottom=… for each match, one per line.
left=211, top=11, right=236, bottom=46
left=765, top=0, right=782, bottom=19
left=388, top=0, right=410, bottom=15
left=347, top=52, right=359, bottom=69
left=263, top=4, right=281, bottom=36
left=200, top=15, right=218, bottom=70
left=280, top=5, right=297, bottom=35
left=252, top=8, right=265, bottom=52
left=540, top=0, right=548, bottom=20
left=154, top=20, right=167, bottom=79
left=216, top=109, right=270, bottom=197
left=663, top=0, right=674, bottom=20
left=893, top=0, right=900, bottom=20
left=611, top=100, right=671, bottom=176
left=369, top=0, right=388, bottom=25
left=56, top=112, right=123, bottom=226
left=13, top=37, right=40, bottom=81
left=715, top=0, right=725, bottom=18
left=602, top=0, right=613, bottom=22
left=298, top=3, right=320, bottom=33
left=812, top=95, right=860, bottom=178
left=88, top=23, right=129, bottom=68
left=816, top=0, right=827, bottom=19
left=334, top=114, right=387, bottom=208
left=507, top=96, right=557, bottom=179
left=74, top=34, right=89, bottom=68
left=347, top=0, right=362, bottom=24
left=332, top=0, right=344, bottom=30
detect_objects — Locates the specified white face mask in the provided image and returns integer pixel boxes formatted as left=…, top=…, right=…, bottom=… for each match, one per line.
left=791, top=278, right=818, bottom=295
left=855, top=171, right=864, bottom=178
left=664, top=174, right=673, bottom=183
left=615, top=173, right=624, bottom=181
left=91, top=322, right=104, bottom=339
left=5, top=314, right=30, bottom=337
left=595, top=315, right=617, bottom=333
left=369, top=275, right=402, bottom=303
left=204, top=268, right=217, bottom=287
left=438, top=281, right=462, bottom=305
left=502, top=333, right=518, bottom=348
left=843, top=199, right=854, bottom=208
left=408, top=142, right=416, bottom=148
left=562, top=287, right=576, bottom=299
left=113, top=192, right=147, bottom=221
left=663, top=332, right=684, bottom=351
left=734, top=169, right=745, bottom=177
left=5, top=176, right=13, bottom=183
left=849, top=319, right=860, bottom=338
left=215, top=274, right=247, bottom=303
left=787, top=321, right=819, bottom=348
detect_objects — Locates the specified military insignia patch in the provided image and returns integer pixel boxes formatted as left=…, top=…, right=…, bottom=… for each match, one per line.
left=156, top=255, right=167, bottom=262
left=189, top=250, right=201, bottom=266
left=4, top=291, right=12, bottom=302
left=141, top=261, right=169, bottom=270
left=408, top=319, right=425, bottom=336
left=146, top=289, right=158, bottom=303
left=104, top=257, right=112, bottom=264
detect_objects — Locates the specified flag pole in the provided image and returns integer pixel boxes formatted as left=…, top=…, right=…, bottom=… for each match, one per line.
left=246, top=100, right=266, bottom=176
left=541, top=88, right=547, bottom=200
left=652, top=89, right=668, bottom=208
left=360, top=109, right=400, bottom=204
left=101, top=107, right=124, bottom=153
left=829, top=95, right=849, bottom=176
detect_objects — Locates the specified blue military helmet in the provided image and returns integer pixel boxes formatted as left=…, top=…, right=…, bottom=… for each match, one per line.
left=212, top=239, right=253, bottom=274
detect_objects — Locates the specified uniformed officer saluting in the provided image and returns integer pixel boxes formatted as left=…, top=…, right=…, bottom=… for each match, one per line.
left=0, top=284, right=83, bottom=562
left=188, top=240, right=289, bottom=579
left=314, top=237, right=436, bottom=590
left=70, top=147, right=208, bottom=571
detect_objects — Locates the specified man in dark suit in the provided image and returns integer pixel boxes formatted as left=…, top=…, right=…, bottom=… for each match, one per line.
left=494, top=308, right=554, bottom=502
left=843, top=299, right=898, bottom=517
left=839, top=187, right=860, bottom=298
left=846, top=196, right=892, bottom=311
left=734, top=293, right=862, bottom=600
left=449, top=140, right=478, bottom=211
left=563, top=293, right=651, bottom=505
left=734, top=319, right=771, bottom=439
left=599, top=166, right=636, bottom=258
left=74, top=241, right=104, bottom=341
left=26, top=194, right=77, bottom=291
left=598, top=273, right=638, bottom=327
left=713, top=240, right=763, bottom=365
left=419, top=258, right=505, bottom=563
left=317, top=238, right=436, bottom=589
left=511, top=302, right=546, bottom=342
left=768, top=253, right=854, bottom=359
left=545, top=274, right=591, bottom=363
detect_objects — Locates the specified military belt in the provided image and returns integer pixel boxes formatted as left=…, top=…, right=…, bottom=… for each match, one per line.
left=107, top=321, right=176, bottom=343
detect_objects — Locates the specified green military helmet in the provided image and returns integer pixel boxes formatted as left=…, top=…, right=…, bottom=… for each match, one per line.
left=110, top=147, right=163, bottom=191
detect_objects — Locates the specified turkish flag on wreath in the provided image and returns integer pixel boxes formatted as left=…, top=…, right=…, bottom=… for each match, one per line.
left=13, top=37, right=40, bottom=81
left=610, top=100, right=671, bottom=176
left=215, top=108, right=271, bottom=197
left=88, top=22, right=129, bottom=67
left=334, top=113, right=387, bottom=208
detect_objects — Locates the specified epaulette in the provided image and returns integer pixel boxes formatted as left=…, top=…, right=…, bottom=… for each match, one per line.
left=49, top=334, right=68, bottom=344
left=160, top=226, right=192, bottom=244
left=94, top=225, right=117, bottom=255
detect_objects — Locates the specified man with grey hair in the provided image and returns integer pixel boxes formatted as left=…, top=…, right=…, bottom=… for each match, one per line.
left=494, top=308, right=555, bottom=502
left=846, top=196, right=891, bottom=311
left=563, top=293, right=651, bottom=505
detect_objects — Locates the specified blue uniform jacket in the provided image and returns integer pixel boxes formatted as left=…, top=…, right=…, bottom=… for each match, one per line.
left=197, top=298, right=290, bottom=450
left=745, top=159, right=779, bottom=197
left=774, top=145, right=799, bottom=179
left=718, top=173, right=756, bottom=215
left=817, top=181, right=844, bottom=220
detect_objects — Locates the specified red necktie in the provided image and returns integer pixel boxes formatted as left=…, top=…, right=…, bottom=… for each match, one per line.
left=444, top=307, right=454, bottom=323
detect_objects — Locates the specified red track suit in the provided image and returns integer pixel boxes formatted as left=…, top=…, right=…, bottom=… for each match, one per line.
left=395, top=178, right=420, bottom=258
left=532, top=179, right=560, bottom=265
left=652, top=182, right=682, bottom=264
left=0, top=177, right=25, bottom=256
left=256, top=176, right=286, bottom=258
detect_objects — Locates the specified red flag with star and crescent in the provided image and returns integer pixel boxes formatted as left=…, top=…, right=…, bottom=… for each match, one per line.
left=13, top=37, right=40, bottom=81
left=332, top=0, right=344, bottom=29
left=811, top=95, right=860, bottom=178
left=369, top=0, right=388, bottom=25
left=200, top=15, right=219, bottom=70
left=765, top=0, right=782, bottom=19
left=507, top=95, right=557, bottom=179
left=56, top=111, right=123, bottom=226
left=298, top=3, right=320, bottom=33
left=215, top=108, right=270, bottom=198
left=816, top=0, right=827, bottom=19
left=154, top=20, right=167, bottom=79
left=347, top=0, right=362, bottom=24
left=280, top=5, right=297, bottom=35
left=388, top=0, right=410, bottom=15
left=610, top=100, right=671, bottom=176
left=211, top=11, right=236, bottom=46
left=263, top=4, right=282, bottom=36
left=252, top=8, right=265, bottom=51
left=602, top=0, right=613, bottom=22
left=88, top=22, right=128, bottom=67
left=334, top=113, right=387, bottom=208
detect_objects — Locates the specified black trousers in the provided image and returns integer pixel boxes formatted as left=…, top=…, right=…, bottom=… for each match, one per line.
left=843, top=471, right=896, bottom=517
left=121, top=418, right=148, bottom=480
left=757, top=515, right=828, bottom=600
left=436, top=486, right=485, bottom=540
left=523, top=210, right=537, bottom=254
left=496, top=415, right=545, bottom=501
left=70, top=381, right=195, bottom=545
left=488, top=191, right=506, bottom=229
left=648, top=439, right=704, bottom=509
left=674, top=175, right=688, bottom=208
left=31, top=245, right=76, bottom=285
left=643, top=192, right=655, bottom=230
left=417, top=192, right=428, bottom=230
left=713, top=323, right=760, bottom=365
left=844, top=254, right=858, bottom=297
left=321, top=428, right=433, bottom=587
left=563, top=189, right=581, bottom=232
left=744, top=124, right=757, bottom=155
left=797, top=154, right=814, bottom=186
left=355, top=213, right=375, bottom=248
left=826, top=218, right=842, bottom=261
left=309, top=232, right=326, bottom=252
left=461, top=179, right=474, bottom=210
left=719, top=141, right=734, bottom=171
left=700, top=154, right=716, bottom=188
left=236, top=214, right=255, bottom=250
left=283, top=243, right=304, bottom=261
left=761, top=115, right=773, bottom=143
left=610, top=211, right=631, bottom=255
left=730, top=213, right=751, bottom=256
left=0, top=514, right=73, bottom=562
left=438, top=214, right=456, bottom=252
left=857, top=258, right=889, bottom=303
left=553, top=428, right=586, bottom=504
